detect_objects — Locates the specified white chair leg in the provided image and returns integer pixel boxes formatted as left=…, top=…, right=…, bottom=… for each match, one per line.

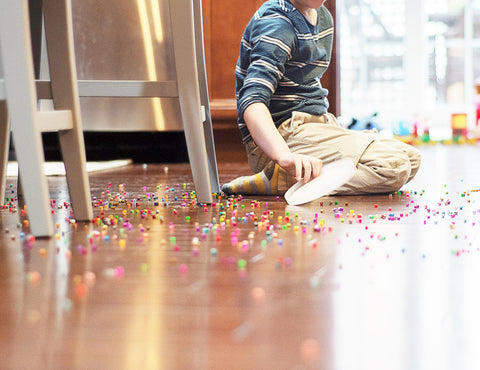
left=0, top=0, right=54, bottom=236
left=0, top=101, right=9, bottom=205
left=170, top=0, right=216, bottom=204
left=193, top=0, right=220, bottom=195
left=42, top=0, right=92, bottom=221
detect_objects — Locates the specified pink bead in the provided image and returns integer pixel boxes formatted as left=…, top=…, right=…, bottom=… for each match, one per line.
left=179, top=264, right=188, bottom=274
left=114, top=266, right=125, bottom=277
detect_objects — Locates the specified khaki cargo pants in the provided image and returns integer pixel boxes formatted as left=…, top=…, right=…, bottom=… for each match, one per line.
left=246, top=112, right=421, bottom=195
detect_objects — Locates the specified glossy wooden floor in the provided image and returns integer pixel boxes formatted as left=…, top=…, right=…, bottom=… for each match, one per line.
left=1, top=142, right=480, bottom=370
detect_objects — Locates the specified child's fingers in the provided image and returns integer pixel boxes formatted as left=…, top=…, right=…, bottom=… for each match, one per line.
left=287, top=154, right=322, bottom=182
left=295, top=157, right=303, bottom=181
left=302, top=159, right=312, bottom=183
left=312, top=158, right=322, bottom=178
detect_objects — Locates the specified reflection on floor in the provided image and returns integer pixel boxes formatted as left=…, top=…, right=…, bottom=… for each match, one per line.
left=6, top=159, right=132, bottom=176
left=1, top=144, right=480, bottom=369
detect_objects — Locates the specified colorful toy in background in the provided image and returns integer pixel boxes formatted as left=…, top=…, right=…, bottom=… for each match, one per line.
left=349, top=104, right=480, bottom=146
left=451, top=113, right=468, bottom=138
left=417, top=123, right=431, bottom=143
left=392, top=110, right=480, bottom=146
left=350, top=85, right=480, bottom=146
left=347, top=112, right=382, bottom=131
left=392, top=120, right=412, bottom=137
left=476, top=102, right=480, bottom=127
left=392, top=118, right=432, bottom=145
left=476, top=85, right=480, bottom=127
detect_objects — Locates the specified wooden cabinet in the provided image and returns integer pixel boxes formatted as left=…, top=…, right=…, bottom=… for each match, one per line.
left=202, top=0, right=339, bottom=125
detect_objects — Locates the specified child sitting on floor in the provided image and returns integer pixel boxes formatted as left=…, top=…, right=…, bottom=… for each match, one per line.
left=222, top=0, right=421, bottom=196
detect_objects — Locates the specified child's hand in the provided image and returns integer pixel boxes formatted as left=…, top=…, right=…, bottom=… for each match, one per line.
left=277, top=153, right=322, bottom=183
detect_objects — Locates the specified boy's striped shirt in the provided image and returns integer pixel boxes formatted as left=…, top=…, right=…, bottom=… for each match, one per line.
left=236, top=0, right=334, bottom=143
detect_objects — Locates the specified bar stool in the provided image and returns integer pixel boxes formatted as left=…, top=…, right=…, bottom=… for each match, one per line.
left=61, top=0, right=220, bottom=204
left=0, top=0, right=93, bottom=237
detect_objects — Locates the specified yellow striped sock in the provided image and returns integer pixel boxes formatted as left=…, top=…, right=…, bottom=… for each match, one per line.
left=270, top=165, right=279, bottom=193
left=222, top=166, right=279, bottom=195
left=243, top=178, right=252, bottom=193
left=254, top=172, right=267, bottom=193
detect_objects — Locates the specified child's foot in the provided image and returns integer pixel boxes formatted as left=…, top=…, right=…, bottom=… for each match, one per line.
left=222, top=162, right=294, bottom=195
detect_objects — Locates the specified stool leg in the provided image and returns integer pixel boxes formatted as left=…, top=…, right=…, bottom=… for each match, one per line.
left=42, top=0, right=93, bottom=221
left=170, top=0, right=214, bottom=204
left=0, top=101, right=9, bottom=205
left=0, top=0, right=54, bottom=236
left=193, top=0, right=220, bottom=194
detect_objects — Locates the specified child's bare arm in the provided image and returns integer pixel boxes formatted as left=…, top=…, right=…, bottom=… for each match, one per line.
left=244, top=102, right=322, bottom=183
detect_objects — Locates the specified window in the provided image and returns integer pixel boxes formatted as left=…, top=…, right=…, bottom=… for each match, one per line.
left=339, top=0, right=480, bottom=138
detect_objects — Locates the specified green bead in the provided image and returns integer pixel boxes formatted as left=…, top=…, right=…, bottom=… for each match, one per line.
left=238, top=259, right=247, bottom=269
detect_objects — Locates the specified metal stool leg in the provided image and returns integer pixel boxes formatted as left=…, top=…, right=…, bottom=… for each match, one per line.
left=170, top=0, right=218, bottom=204
left=193, top=0, right=220, bottom=196
left=43, top=0, right=92, bottom=221
left=0, top=0, right=54, bottom=236
left=0, top=101, right=10, bottom=206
